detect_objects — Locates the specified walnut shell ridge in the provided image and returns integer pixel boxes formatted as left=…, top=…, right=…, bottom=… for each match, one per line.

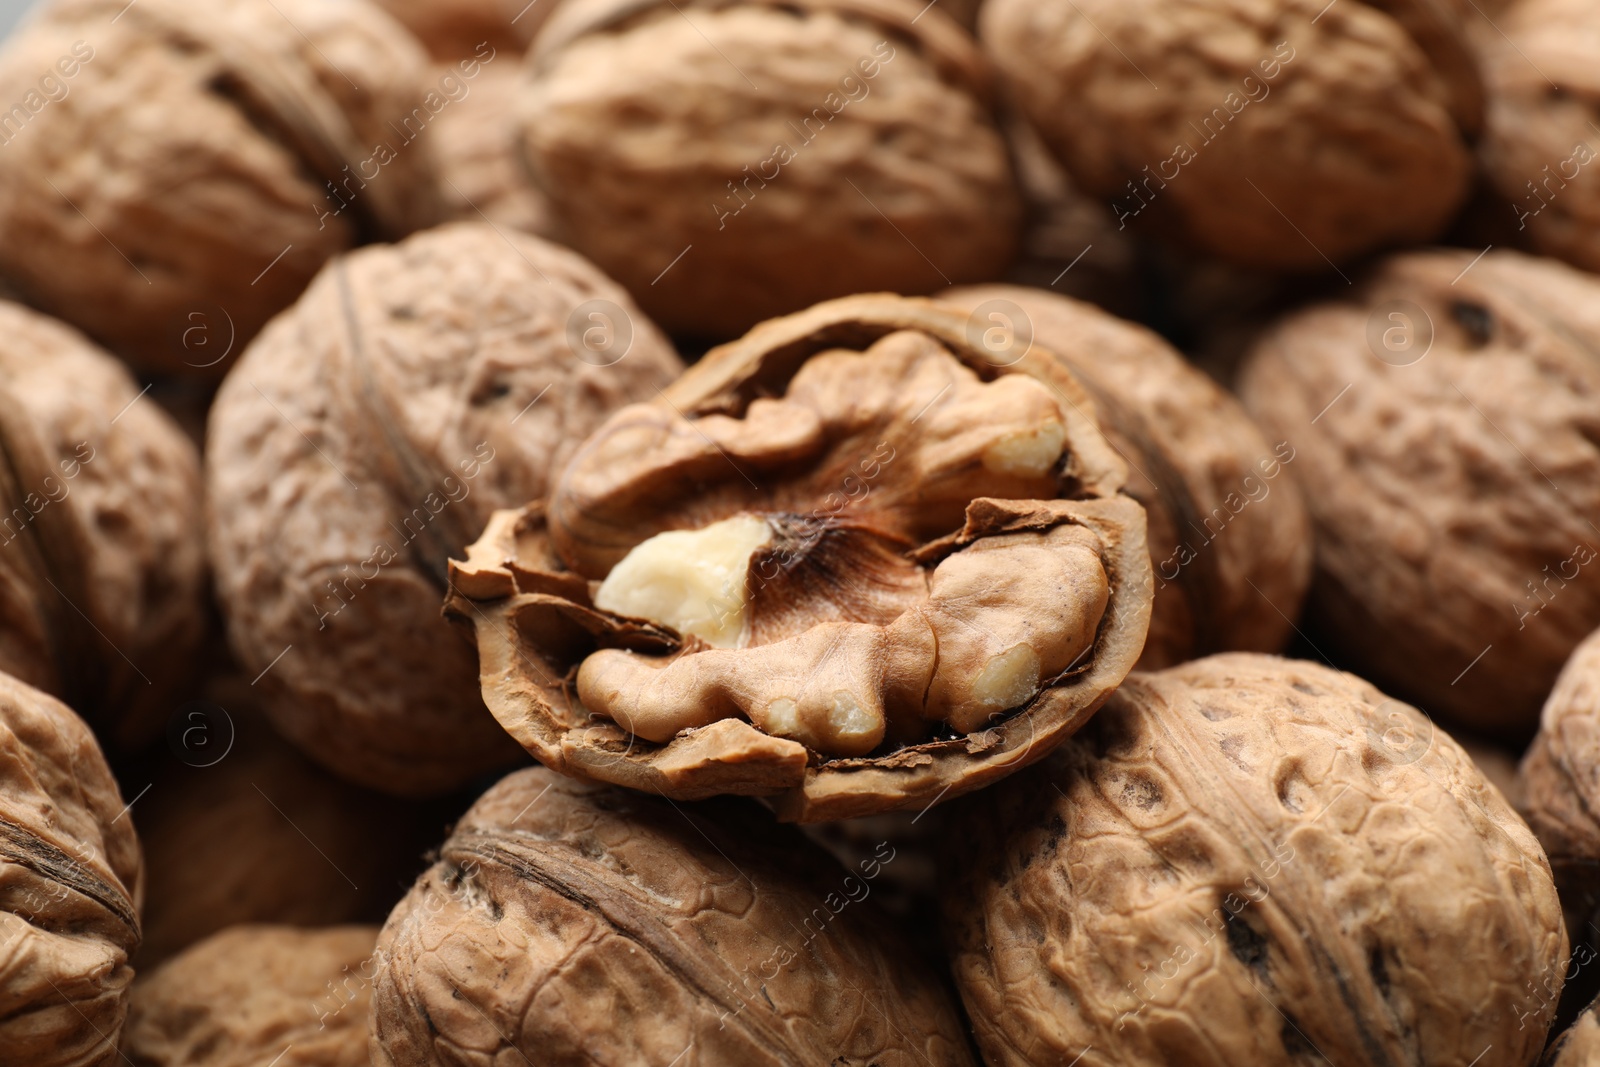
left=0, top=0, right=442, bottom=374
left=368, top=765, right=976, bottom=1066
left=206, top=221, right=684, bottom=795
left=942, top=653, right=1568, bottom=1067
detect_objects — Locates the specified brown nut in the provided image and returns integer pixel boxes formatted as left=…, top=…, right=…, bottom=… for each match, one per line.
left=0, top=670, right=143, bottom=1067
left=940, top=283, right=1312, bottom=670
left=518, top=0, right=1021, bottom=338
left=122, top=924, right=379, bottom=1067
left=1238, top=248, right=1600, bottom=740
left=980, top=0, right=1481, bottom=268
left=206, top=222, right=683, bottom=795
left=368, top=765, right=976, bottom=1065
left=373, top=0, right=548, bottom=59
left=431, top=62, right=552, bottom=236
left=942, top=653, right=1568, bottom=1067
left=0, top=301, right=204, bottom=750
left=449, top=294, right=1151, bottom=821
left=1546, top=993, right=1600, bottom=1066
left=0, top=0, right=442, bottom=374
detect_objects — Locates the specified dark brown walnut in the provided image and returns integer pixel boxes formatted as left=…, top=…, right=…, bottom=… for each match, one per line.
left=980, top=0, right=1482, bottom=268
left=0, top=0, right=441, bottom=374
left=449, top=294, right=1151, bottom=821
left=1238, top=248, right=1600, bottom=740
left=207, top=222, right=683, bottom=795
left=519, top=0, right=1021, bottom=338
left=940, top=284, right=1311, bottom=670
left=431, top=62, right=552, bottom=236
left=1546, top=993, right=1600, bottom=1066
left=0, top=301, right=204, bottom=751
left=122, top=925, right=379, bottom=1067
left=369, top=766, right=976, bottom=1065
left=943, top=653, right=1568, bottom=1067
left=0, top=671, right=144, bottom=1067
left=374, top=0, right=549, bottom=59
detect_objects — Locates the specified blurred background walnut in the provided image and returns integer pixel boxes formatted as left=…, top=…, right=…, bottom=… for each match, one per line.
left=372, top=0, right=549, bottom=59
left=430, top=61, right=552, bottom=236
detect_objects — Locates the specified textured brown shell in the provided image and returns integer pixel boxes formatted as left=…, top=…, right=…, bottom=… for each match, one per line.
left=942, top=653, right=1567, bottom=1067
left=206, top=222, right=683, bottom=795
left=940, top=283, right=1312, bottom=670
left=122, top=924, right=379, bottom=1067
left=450, top=293, right=1151, bottom=821
left=373, top=0, right=549, bottom=59
left=1238, top=248, right=1600, bottom=739
left=519, top=0, right=1020, bottom=337
left=369, top=765, right=975, bottom=1066
left=1546, top=994, right=1600, bottom=1066
left=0, top=671, right=144, bottom=1067
left=0, top=0, right=441, bottom=373
left=431, top=61, right=551, bottom=236
left=979, top=0, right=1478, bottom=268
left=0, top=301, right=204, bottom=750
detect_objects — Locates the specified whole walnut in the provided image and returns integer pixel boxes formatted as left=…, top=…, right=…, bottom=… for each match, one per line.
left=518, top=0, right=1021, bottom=338
left=373, top=0, right=549, bottom=59
left=431, top=61, right=551, bottom=236
left=980, top=0, right=1482, bottom=268
left=0, top=301, right=203, bottom=750
left=0, top=0, right=441, bottom=374
left=1546, top=994, right=1600, bottom=1066
left=449, top=294, right=1152, bottom=820
left=122, top=925, right=380, bottom=1067
left=369, top=766, right=976, bottom=1065
left=1238, top=248, right=1600, bottom=740
left=942, top=653, right=1568, bottom=1067
left=1479, top=0, right=1600, bottom=274
left=206, top=221, right=684, bottom=795
left=0, top=670, right=144, bottom=1067
left=940, top=284, right=1311, bottom=670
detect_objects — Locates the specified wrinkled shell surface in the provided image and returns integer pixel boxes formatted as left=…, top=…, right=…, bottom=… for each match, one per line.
left=369, top=766, right=975, bottom=1066
left=374, top=0, right=548, bottom=58
left=450, top=294, right=1151, bottom=821
left=940, top=283, right=1312, bottom=669
left=431, top=62, right=551, bottom=236
left=520, top=0, right=1020, bottom=337
left=0, top=671, right=143, bottom=1067
left=0, top=301, right=204, bottom=750
left=207, top=222, right=682, bottom=794
left=1239, top=248, right=1600, bottom=739
left=943, top=653, right=1567, bottom=1067
left=980, top=0, right=1479, bottom=267
left=0, top=0, right=440, bottom=373
left=123, top=924, right=379, bottom=1067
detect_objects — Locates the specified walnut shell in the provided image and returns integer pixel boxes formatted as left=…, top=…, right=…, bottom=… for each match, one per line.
left=942, top=653, right=1568, bottom=1067
left=206, top=221, right=683, bottom=795
left=122, top=924, right=379, bottom=1067
left=519, top=0, right=1021, bottom=338
left=431, top=61, right=552, bottom=236
left=980, top=0, right=1480, bottom=268
left=0, top=0, right=442, bottom=374
left=0, top=301, right=204, bottom=750
left=369, top=765, right=976, bottom=1065
left=1238, top=248, right=1600, bottom=739
left=939, top=283, right=1312, bottom=670
left=449, top=293, right=1152, bottom=821
left=1547, top=994, right=1600, bottom=1066
left=0, top=670, right=144, bottom=1067
left=373, top=0, right=548, bottom=59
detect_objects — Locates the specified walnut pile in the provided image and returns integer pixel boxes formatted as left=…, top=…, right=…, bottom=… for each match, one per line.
left=121, top=924, right=379, bottom=1066
left=979, top=0, right=1482, bottom=268
left=517, top=0, right=1020, bottom=337
left=0, top=0, right=441, bottom=374
left=942, top=653, right=1568, bottom=1067
left=1238, top=248, right=1600, bottom=740
left=207, top=221, right=683, bottom=795
left=450, top=294, right=1152, bottom=820
left=369, top=765, right=975, bottom=1065
left=0, top=670, right=143, bottom=1067
left=939, top=283, right=1312, bottom=669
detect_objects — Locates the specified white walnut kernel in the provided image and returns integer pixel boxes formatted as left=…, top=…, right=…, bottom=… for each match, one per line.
left=969, top=645, right=1044, bottom=713
left=982, top=420, right=1067, bottom=478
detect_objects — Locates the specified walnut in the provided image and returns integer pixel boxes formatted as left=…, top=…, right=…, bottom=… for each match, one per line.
left=368, top=766, right=976, bottom=1065
left=449, top=294, right=1151, bottom=820
left=122, top=924, right=379, bottom=1067
left=0, top=300, right=204, bottom=750
left=431, top=62, right=552, bottom=236
left=1547, top=994, right=1600, bottom=1067
left=939, top=283, right=1312, bottom=670
left=373, top=0, right=548, bottom=59
left=0, top=0, right=442, bottom=374
left=206, top=221, right=683, bottom=794
left=1237, top=248, right=1600, bottom=741
left=979, top=0, right=1482, bottom=268
left=517, top=0, right=1021, bottom=338
left=942, top=653, right=1568, bottom=1067
left=1460, top=734, right=1526, bottom=810
left=0, top=670, right=143, bottom=1067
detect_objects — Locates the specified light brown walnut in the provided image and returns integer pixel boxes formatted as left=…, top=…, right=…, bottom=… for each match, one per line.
left=1546, top=993, right=1600, bottom=1066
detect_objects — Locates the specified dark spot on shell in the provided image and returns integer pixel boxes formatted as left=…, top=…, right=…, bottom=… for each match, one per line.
left=1119, top=774, right=1164, bottom=811
left=1450, top=300, right=1494, bottom=347
left=1199, top=704, right=1233, bottom=721
left=1369, top=944, right=1391, bottom=998
left=1290, top=682, right=1318, bottom=696
left=1226, top=911, right=1270, bottom=976
left=1279, top=1012, right=1318, bottom=1058
left=1220, top=735, right=1252, bottom=773
left=391, top=304, right=417, bottom=320
left=1044, top=812, right=1067, bottom=852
